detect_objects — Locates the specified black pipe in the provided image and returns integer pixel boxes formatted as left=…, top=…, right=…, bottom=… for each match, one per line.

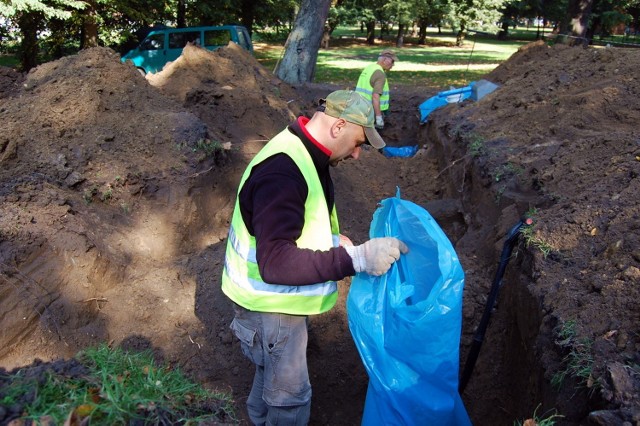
left=459, top=216, right=534, bottom=393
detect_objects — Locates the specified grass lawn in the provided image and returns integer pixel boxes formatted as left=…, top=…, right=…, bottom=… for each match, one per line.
left=254, top=26, right=536, bottom=89
left=0, top=54, right=19, bottom=68
left=2, top=26, right=538, bottom=90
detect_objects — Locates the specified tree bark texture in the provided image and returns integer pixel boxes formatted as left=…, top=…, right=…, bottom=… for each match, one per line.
left=563, top=0, right=594, bottom=42
left=240, top=0, right=255, bottom=36
left=81, top=1, right=98, bottom=48
left=177, top=0, right=186, bottom=28
left=18, top=11, right=43, bottom=72
left=456, top=22, right=467, bottom=47
left=366, top=21, right=376, bottom=44
left=275, top=0, right=331, bottom=84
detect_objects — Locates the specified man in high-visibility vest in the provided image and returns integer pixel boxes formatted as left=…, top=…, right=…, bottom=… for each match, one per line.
left=355, top=49, right=398, bottom=130
left=222, top=90, right=408, bottom=425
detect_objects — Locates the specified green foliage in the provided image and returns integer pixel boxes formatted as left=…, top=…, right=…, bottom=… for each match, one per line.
left=382, top=0, right=415, bottom=26
left=83, top=186, right=98, bottom=205
left=193, top=139, right=223, bottom=156
left=448, top=0, right=507, bottom=34
left=520, top=222, right=554, bottom=258
left=494, top=162, right=523, bottom=181
left=2, top=344, right=235, bottom=424
left=0, top=0, right=86, bottom=20
left=551, top=320, right=599, bottom=392
left=467, top=134, right=486, bottom=157
left=0, top=54, right=19, bottom=67
left=514, top=404, right=564, bottom=425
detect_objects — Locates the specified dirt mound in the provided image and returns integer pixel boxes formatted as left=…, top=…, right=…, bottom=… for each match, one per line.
left=146, top=43, right=302, bottom=143
left=0, top=66, right=24, bottom=99
left=426, top=42, right=640, bottom=424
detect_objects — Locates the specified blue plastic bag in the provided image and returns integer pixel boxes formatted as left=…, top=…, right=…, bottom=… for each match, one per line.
left=382, top=145, right=419, bottom=158
left=347, top=190, right=471, bottom=426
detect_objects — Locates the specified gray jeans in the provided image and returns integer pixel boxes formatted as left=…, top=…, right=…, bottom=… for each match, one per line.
left=230, top=304, right=311, bottom=426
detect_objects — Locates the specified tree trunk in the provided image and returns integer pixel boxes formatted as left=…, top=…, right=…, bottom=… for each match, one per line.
left=275, top=0, right=331, bottom=84
left=456, top=22, right=466, bottom=47
left=49, top=18, right=66, bottom=59
left=240, top=0, right=255, bottom=36
left=498, top=20, right=509, bottom=40
left=17, top=11, right=43, bottom=72
left=396, top=23, right=404, bottom=48
left=418, top=19, right=427, bottom=44
left=366, top=20, right=376, bottom=44
left=177, top=0, right=186, bottom=28
left=81, top=1, right=99, bottom=48
left=562, top=0, right=594, bottom=44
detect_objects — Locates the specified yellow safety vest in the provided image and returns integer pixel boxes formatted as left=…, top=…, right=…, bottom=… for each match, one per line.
left=356, top=63, right=390, bottom=111
left=221, top=128, right=340, bottom=315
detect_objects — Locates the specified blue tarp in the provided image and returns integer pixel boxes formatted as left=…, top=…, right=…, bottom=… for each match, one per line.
left=419, top=79, right=500, bottom=123
left=419, top=83, right=475, bottom=123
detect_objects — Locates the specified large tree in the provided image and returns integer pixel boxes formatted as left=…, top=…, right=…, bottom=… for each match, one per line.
left=562, top=0, right=595, bottom=40
left=449, top=0, right=506, bottom=45
left=1, top=0, right=85, bottom=71
left=275, top=0, right=331, bottom=84
left=383, top=0, right=413, bottom=47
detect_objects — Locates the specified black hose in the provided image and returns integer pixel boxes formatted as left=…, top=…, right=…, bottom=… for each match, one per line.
left=458, top=216, right=534, bottom=393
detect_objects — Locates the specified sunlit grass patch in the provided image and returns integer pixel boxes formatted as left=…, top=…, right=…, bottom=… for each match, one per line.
left=1, top=344, right=236, bottom=425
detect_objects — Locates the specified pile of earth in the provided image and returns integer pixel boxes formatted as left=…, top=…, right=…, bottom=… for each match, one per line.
left=422, top=40, right=640, bottom=425
left=0, top=38, right=638, bottom=426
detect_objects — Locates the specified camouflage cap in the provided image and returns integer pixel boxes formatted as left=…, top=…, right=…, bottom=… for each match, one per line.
left=322, top=90, right=385, bottom=149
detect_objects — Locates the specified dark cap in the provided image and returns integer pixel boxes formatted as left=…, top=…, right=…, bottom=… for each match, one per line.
left=321, top=90, right=386, bottom=149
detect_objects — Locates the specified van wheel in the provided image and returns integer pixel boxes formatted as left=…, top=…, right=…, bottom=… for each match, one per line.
left=137, top=68, right=146, bottom=77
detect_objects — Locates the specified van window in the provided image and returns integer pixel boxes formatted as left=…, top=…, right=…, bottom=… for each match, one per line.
left=169, top=31, right=200, bottom=49
left=140, top=34, right=164, bottom=51
left=204, top=29, right=231, bottom=47
left=236, top=30, right=250, bottom=50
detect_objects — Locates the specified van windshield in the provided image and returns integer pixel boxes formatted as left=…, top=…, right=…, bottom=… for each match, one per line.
left=140, top=34, right=164, bottom=51
left=204, top=29, right=231, bottom=47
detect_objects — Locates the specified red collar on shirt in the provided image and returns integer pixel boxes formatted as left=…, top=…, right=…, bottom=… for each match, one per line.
left=297, top=116, right=332, bottom=156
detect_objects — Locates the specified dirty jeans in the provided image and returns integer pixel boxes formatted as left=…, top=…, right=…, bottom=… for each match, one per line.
left=230, top=304, right=311, bottom=426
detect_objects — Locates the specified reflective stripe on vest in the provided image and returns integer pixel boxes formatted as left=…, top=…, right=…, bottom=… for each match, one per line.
left=221, top=128, right=340, bottom=315
left=355, top=63, right=390, bottom=111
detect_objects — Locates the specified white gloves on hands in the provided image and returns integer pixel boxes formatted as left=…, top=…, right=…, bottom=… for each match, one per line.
left=345, top=237, right=409, bottom=276
left=375, top=115, right=384, bottom=129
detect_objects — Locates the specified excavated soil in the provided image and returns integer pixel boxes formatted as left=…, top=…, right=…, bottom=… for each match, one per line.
left=0, top=41, right=639, bottom=425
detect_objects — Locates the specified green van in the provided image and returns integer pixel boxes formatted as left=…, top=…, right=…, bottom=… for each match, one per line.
left=121, top=25, right=253, bottom=75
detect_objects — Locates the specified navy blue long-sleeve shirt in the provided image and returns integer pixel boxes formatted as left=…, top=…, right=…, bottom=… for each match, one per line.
left=239, top=116, right=356, bottom=285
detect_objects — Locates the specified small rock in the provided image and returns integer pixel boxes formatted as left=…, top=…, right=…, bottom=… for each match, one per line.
left=622, top=266, right=640, bottom=281
left=64, top=171, right=85, bottom=187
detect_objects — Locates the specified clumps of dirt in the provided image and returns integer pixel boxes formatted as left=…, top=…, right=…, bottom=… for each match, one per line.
left=146, top=43, right=302, bottom=143
left=426, top=42, right=640, bottom=423
left=0, top=42, right=316, bottom=426
left=0, top=66, right=24, bottom=99
left=0, top=47, right=208, bottom=199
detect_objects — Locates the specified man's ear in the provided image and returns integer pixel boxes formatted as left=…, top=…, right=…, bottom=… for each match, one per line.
left=331, top=118, right=347, bottom=136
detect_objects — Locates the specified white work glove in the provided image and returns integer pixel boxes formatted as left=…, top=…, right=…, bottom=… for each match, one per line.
left=345, top=237, right=409, bottom=276
left=375, top=115, right=384, bottom=129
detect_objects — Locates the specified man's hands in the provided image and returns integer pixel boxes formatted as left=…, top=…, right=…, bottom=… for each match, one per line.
left=345, top=237, right=409, bottom=276
left=375, top=115, right=384, bottom=129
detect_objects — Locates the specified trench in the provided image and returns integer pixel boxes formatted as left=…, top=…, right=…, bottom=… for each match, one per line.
left=420, top=115, right=554, bottom=425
